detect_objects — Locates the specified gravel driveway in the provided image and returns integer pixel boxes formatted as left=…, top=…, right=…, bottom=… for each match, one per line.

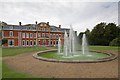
left=3, top=50, right=118, bottom=78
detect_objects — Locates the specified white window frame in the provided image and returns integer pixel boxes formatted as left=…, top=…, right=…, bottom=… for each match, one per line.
left=40, top=24, right=43, bottom=26
left=46, top=33, right=48, bottom=38
left=44, top=24, right=46, bottom=26
left=50, top=40, right=52, bottom=45
left=26, top=40, right=29, bottom=46
left=50, top=34, right=52, bottom=38
left=8, top=39, right=14, bottom=47
left=34, top=40, right=36, bottom=46
left=10, top=31, right=13, bottom=37
left=59, top=34, right=61, bottom=37
left=42, top=33, right=44, bottom=38
left=56, top=34, right=58, bottom=38
left=34, top=33, right=36, bottom=38
left=38, top=40, right=40, bottom=45
left=26, top=33, right=29, bottom=38
left=22, top=40, right=25, bottom=46
left=22, top=33, right=25, bottom=38
left=30, top=33, right=33, bottom=38
left=30, top=40, right=33, bottom=46
left=38, top=33, right=41, bottom=38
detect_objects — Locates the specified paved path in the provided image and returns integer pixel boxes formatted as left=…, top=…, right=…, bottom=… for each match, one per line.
left=3, top=50, right=118, bottom=78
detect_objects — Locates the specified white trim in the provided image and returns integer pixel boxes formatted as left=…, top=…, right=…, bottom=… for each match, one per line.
left=38, top=33, right=41, bottom=38
left=8, top=39, right=14, bottom=47
left=26, top=40, right=29, bottom=46
left=34, top=40, right=36, bottom=46
left=26, top=33, right=29, bottom=38
left=34, top=33, right=36, bottom=38
left=30, top=40, right=33, bottom=46
left=30, top=33, right=33, bottom=38
left=10, top=31, right=13, bottom=37
left=38, top=40, right=40, bottom=45
left=42, top=33, right=44, bottom=38
left=22, top=40, right=25, bottom=46
left=22, top=33, right=25, bottom=38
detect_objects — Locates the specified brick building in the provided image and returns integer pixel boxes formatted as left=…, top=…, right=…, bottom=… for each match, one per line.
left=0, top=21, right=74, bottom=47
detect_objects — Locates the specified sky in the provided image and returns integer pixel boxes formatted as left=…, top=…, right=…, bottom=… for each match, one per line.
left=0, top=0, right=119, bottom=35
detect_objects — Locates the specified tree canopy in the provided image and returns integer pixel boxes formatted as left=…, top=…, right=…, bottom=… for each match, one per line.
left=78, top=22, right=120, bottom=46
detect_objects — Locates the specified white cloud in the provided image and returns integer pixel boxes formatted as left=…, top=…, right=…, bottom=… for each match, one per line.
left=0, top=1, right=118, bottom=35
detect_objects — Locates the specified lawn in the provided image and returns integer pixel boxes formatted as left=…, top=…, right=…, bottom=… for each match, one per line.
left=2, top=47, right=47, bottom=57
left=2, top=47, right=48, bottom=78
left=0, top=61, right=2, bottom=79
left=38, top=51, right=109, bottom=60
left=1, top=46, right=118, bottom=78
left=2, top=61, right=32, bottom=78
left=89, top=46, right=118, bottom=51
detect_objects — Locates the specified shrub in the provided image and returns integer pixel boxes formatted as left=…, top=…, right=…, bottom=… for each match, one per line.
left=109, top=38, right=120, bottom=46
left=2, top=38, right=7, bottom=45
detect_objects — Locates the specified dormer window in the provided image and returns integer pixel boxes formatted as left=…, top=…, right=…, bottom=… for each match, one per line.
left=44, top=24, right=46, bottom=26
left=10, top=26, right=13, bottom=30
left=40, top=24, right=43, bottom=26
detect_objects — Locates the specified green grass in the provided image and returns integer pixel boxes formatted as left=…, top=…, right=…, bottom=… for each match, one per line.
left=89, top=46, right=118, bottom=51
left=38, top=51, right=109, bottom=60
left=2, top=47, right=47, bottom=57
left=1, top=47, right=48, bottom=78
left=38, top=46, right=118, bottom=60
left=2, top=61, right=32, bottom=78
left=0, top=61, right=2, bottom=79
left=1, top=46, right=118, bottom=78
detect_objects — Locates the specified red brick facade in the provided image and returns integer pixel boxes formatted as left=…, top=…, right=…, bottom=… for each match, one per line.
left=1, top=22, right=66, bottom=47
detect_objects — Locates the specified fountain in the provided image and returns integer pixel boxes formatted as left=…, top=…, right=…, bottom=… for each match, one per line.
left=58, top=37, right=61, bottom=54
left=34, top=26, right=117, bottom=63
left=63, top=31, right=68, bottom=56
left=82, top=34, right=89, bottom=55
left=62, top=26, right=89, bottom=57
left=63, top=26, right=76, bottom=57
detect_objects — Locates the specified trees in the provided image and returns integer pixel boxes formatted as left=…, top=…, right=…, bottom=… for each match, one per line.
left=77, top=22, right=120, bottom=46
left=90, top=22, right=106, bottom=45
left=85, top=28, right=91, bottom=44
left=109, top=38, right=120, bottom=46
left=104, top=23, right=119, bottom=45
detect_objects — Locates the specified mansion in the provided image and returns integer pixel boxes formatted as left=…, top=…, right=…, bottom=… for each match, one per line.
left=0, top=21, right=77, bottom=47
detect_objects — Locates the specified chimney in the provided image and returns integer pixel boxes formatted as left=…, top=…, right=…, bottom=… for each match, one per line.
left=19, top=22, right=22, bottom=26
left=59, top=25, right=61, bottom=28
left=47, top=22, right=49, bottom=25
left=35, top=21, right=37, bottom=24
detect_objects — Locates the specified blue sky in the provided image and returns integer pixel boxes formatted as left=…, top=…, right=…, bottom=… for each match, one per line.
left=0, top=0, right=119, bottom=35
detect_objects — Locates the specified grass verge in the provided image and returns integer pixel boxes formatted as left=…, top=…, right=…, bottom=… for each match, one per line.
left=2, top=61, right=32, bottom=78
left=89, top=46, right=118, bottom=51
left=2, top=47, right=47, bottom=57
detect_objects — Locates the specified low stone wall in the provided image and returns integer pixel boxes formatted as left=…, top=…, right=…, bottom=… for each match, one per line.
left=33, top=49, right=117, bottom=63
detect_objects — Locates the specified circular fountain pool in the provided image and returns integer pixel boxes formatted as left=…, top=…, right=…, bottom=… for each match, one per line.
left=33, top=50, right=117, bottom=63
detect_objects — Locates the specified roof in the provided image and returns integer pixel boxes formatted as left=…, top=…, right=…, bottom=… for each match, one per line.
left=0, top=22, right=72, bottom=33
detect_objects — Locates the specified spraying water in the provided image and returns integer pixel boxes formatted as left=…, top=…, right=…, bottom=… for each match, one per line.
left=63, top=26, right=76, bottom=57
left=82, top=34, right=89, bottom=55
left=58, top=26, right=89, bottom=57
left=58, top=37, right=61, bottom=54
left=64, top=31, right=68, bottom=56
